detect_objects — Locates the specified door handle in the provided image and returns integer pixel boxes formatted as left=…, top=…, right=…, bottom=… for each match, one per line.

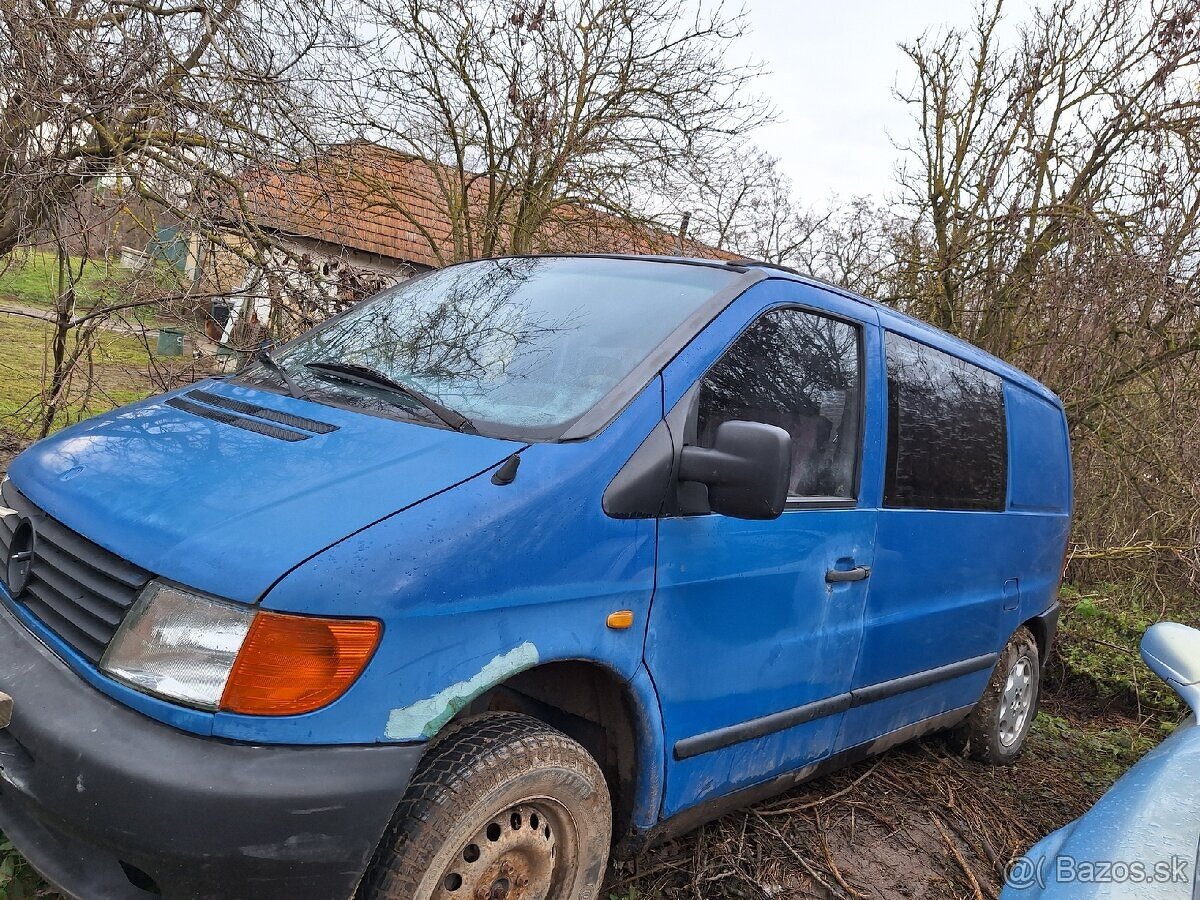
left=825, top=566, right=871, bottom=583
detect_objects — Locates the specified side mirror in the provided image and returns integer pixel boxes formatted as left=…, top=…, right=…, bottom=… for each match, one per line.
left=1140, top=622, right=1200, bottom=716
left=678, top=420, right=791, bottom=520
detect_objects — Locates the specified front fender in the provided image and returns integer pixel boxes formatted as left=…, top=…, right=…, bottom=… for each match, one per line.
left=207, top=381, right=664, bottom=745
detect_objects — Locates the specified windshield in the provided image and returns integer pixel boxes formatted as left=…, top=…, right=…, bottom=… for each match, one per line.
left=239, top=257, right=741, bottom=439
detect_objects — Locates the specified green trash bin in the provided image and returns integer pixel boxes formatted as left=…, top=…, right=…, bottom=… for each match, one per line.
left=156, top=327, right=185, bottom=357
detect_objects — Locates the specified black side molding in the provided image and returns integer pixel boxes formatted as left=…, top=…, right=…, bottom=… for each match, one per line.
left=672, top=652, right=999, bottom=760
left=850, top=652, right=997, bottom=707
left=674, top=693, right=852, bottom=761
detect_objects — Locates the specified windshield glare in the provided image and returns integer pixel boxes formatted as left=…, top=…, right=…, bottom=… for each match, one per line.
left=243, top=257, right=739, bottom=438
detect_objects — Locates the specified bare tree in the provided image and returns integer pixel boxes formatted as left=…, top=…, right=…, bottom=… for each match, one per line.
left=683, top=146, right=825, bottom=265
left=0, top=0, right=343, bottom=256
left=340, top=0, right=771, bottom=262
left=893, top=0, right=1200, bottom=353
left=0, top=0, right=345, bottom=434
left=888, top=0, right=1200, bottom=586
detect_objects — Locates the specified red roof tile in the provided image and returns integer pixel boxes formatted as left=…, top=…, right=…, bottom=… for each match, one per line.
left=238, top=143, right=740, bottom=267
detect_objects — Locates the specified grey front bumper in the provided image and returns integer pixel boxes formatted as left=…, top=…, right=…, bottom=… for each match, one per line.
left=0, top=603, right=424, bottom=900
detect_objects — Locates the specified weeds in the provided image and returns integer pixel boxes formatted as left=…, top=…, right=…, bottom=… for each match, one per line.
left=0, top=838, right=42, bottom=900
left=1032, top=713, right=1165, bottom=789
left=1056, top=583, right=1184, bottom=717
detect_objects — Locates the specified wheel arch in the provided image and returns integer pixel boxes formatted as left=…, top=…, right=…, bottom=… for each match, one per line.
left=1020, top=605, right=1057, bottom=663
left=437, top=658, right=665, bottom=846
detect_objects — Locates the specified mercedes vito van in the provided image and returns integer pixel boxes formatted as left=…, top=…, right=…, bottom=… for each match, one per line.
left=0, top=255, right=1070, bottom=900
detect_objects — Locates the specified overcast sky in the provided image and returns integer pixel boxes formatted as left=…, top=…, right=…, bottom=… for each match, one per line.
left=737, top=0, right=1027, bottom=204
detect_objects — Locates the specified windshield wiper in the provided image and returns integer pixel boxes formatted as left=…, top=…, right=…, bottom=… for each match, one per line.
left=304, top=361, right=476, bottom=433
left=256, top=349, right=308, bottom=400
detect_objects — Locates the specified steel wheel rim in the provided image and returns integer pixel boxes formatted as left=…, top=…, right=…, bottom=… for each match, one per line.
left=432, top=799, right=577, bottom=900
left=998, top=654, right=1034, bottom=747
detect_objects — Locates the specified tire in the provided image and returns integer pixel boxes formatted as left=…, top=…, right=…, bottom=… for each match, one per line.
left=963, top=626, right=1041, bottom=764
left=359, top=712, right=612, bottom=900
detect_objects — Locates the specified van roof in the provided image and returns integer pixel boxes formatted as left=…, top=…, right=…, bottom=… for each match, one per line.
left=501, top=253, right=1062, bottom=409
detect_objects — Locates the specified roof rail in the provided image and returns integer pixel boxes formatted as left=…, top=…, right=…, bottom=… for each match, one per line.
left=726, top=259, right=802, bottom=276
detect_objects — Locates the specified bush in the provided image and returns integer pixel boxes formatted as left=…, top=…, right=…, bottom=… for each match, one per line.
left=1056, top=584, right=1183, bottom=717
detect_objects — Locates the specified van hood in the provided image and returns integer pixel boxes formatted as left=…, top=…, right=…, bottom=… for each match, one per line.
left=6, top=382, right=524, bottom=602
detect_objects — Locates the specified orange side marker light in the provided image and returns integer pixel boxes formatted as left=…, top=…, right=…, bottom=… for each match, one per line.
left=606, top=610, right=635, bottom=630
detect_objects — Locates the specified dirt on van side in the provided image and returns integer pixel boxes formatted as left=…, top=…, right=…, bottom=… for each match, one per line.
left=603, top=676, right=1167, bottom=900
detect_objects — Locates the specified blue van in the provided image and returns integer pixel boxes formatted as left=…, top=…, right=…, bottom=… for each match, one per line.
left=0, top=255, right=1071, bottom=900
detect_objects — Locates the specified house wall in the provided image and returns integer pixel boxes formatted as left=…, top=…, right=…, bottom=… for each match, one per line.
left=207, top=231, right=430, bottom=346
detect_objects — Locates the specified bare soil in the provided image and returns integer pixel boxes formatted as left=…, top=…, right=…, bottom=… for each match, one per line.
left=603, top=681, right=1165, bottom=900
left=0, top=428, right=24, bottom=473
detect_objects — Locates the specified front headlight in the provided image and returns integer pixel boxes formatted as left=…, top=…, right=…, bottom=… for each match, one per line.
left=100, top=580, right=382, bottom=715
left=101, top=582, right=255, bottom=709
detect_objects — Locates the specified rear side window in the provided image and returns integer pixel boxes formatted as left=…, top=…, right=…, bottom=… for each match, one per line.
left=884, top=333, right=1007, bottom=511
left=697, top=308, right=861, bottom=499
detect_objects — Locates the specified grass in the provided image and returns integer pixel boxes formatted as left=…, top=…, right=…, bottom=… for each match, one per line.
left=0, top=253, right=116, bottom=310
left=1031, top=711, right=1167, bottom=788
left=0, top=315, right=156, bottom=436
left=1055, top=582, right=1183, bottom=718
left=0, top=251, right=183, bottom=323
left=0, top=837, right=43, bottom=900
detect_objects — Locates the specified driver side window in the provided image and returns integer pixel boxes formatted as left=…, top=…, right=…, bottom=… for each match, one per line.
left=696, top=308, right=862, bottom=500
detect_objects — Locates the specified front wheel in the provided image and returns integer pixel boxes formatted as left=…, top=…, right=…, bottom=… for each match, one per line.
left=359, top=712, right=612, bottom=900
left=961, top=626, right=1041, bottom=764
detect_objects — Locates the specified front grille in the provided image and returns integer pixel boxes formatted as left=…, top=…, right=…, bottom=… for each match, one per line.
left=0, top=481, right=150, bottom=662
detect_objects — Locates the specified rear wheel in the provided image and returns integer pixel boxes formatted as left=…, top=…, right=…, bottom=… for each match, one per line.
left=359, top=712, right=611, bottom=900
left=961, top=627, right=1041, bottom=764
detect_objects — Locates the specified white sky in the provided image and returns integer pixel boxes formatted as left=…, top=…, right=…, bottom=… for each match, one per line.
left=737, top=0, right=1016, bottom=204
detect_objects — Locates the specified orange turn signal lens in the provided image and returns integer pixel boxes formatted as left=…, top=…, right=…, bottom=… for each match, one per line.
left=220, top=612, right=381, bottom=716
left=606, top=610, right=635, bottom=630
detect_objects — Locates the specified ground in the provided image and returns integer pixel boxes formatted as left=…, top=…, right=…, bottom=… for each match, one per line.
left=0, top=260, right=1182, bottom=899
left=602, top=677, right=1166, bottom=900
left=0, top=316, right=154, bottom=435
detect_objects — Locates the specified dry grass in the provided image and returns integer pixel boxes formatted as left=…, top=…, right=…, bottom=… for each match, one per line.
left=0, top=315, right=154, bottom=434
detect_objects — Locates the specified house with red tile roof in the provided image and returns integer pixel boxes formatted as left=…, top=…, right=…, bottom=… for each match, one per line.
left=213, top=141, right=738, bottom=343
left=234, top=142, right=736, bottom=277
